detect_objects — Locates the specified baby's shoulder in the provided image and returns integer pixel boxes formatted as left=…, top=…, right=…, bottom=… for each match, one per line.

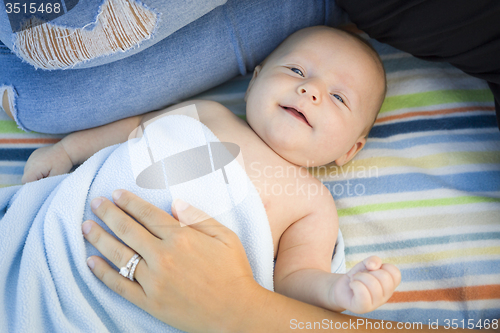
left=297, top=176, right=337, bottom=217
left=186, top=99, right=233, bottom=120
left=190, top=100, right=250, bottom=137
left=143, top=99, right=233, bottom=125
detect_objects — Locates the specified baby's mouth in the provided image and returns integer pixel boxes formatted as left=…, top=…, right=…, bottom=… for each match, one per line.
left=281, top=105, right=311, bottom=127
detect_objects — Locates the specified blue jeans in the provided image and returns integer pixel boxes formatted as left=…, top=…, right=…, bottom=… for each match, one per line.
left=0, top=0, right=347, bottom=134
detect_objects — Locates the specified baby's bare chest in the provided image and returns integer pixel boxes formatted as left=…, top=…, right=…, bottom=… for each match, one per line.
left=203, top=112, right=319, bottom=251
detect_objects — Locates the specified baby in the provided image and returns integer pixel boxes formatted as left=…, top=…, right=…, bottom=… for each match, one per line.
left=21, top=26, right=400, bottom=314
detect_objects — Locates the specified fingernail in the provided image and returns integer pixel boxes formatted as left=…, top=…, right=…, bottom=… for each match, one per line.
left=87, top=257, right=95, bottom=270
left=173, top=198, right=189, bottom=212
left=91, top=197, right=104, bottom=210
left=112, top=190, right=122, bottom=201
left=82, top=221, right=92, bottom=235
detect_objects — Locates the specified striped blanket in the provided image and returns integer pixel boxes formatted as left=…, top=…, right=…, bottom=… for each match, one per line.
left=311, top=39, right=500, bottom=324
left=1, top=35, right=499, bottom=326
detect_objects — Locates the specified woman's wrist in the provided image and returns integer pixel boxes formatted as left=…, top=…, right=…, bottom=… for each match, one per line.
left=223, top=286, right=469, bottom=333
left=222, top=280, right=272, bottom=333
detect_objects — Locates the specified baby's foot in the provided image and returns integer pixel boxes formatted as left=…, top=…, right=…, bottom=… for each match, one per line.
left=329, top=256, right=401, bottom=314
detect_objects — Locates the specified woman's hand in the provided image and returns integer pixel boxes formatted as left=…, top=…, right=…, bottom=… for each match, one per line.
left=82, top=189, right=262, bottom=333
left=22, top=141, right=73, bottom=184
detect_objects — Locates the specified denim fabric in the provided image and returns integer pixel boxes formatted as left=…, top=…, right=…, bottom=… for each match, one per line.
left=0, top=0, right=228, bottom=68
left=0, top=0, right=347, bottom=134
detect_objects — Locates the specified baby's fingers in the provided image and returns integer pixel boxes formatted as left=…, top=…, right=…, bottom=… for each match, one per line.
left=363, top=256, right=382, bottom=271
left=21, top=172, right=35, bottom=184
left=382, top=263, right=401, bottom=288
left=352, top=272, right=383, bottom=306
left=347, top=256, right=382, bottom=279
left=348, top=279, right=372, bottom=313
left=21, top=167, right=48, bottom=184
left=369, top=269, right=397, bottom=300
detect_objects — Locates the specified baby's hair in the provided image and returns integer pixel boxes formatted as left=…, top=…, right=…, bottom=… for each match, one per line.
left=338, top=28, right=387, bottom=138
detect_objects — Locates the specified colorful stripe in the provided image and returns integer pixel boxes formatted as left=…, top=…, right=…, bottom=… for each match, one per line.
left=400, top=260, right=500, bottom=282
left=337, top=196, right=500, bottom=217
left=325, top=171, right=500, bottom=199
left=376, top=106, right=495, bottom=124
left=380, top=89, right=494, bottom=113
left=0, top=138, right=60, bottom=144
left=369, top=115, right=498, bottom=138
left=314, top=151, right=500, bottom=178
left=389, top=285, right=500, bottom=303
left=364, top=132, right=500, bottom=150
left=341, top=210, right=500, bottom=238
left=345, top=232, right=500, bottom=255
left=0, top=148, right=37, bottom=161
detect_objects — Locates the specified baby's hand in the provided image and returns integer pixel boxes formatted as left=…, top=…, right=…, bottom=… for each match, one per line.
left=330, top=256, right=401, bottom=314
left=22, top=142, right=74, bottom=184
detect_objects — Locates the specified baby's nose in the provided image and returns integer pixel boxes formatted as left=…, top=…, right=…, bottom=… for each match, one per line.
left=299, top=87, right=319, bottom=102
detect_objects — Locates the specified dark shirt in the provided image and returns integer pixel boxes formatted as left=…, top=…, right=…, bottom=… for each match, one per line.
left=337, top=0, right=500, bottom=129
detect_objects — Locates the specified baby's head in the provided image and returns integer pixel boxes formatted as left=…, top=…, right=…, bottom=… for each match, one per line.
left=244, top=26, right=386, bottom=167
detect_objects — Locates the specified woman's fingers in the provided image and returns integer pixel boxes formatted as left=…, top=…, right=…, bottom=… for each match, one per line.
left=111, top=189, right=180, bottom=238
left=171, top=199, right=239, bottom=246
left=82, top=220, right=148, bottom=282
left=86, top=255, right=147, bottom=308
left=90, top=196, right=160, bottom=257
left=86, top=193, right=260, bottom=333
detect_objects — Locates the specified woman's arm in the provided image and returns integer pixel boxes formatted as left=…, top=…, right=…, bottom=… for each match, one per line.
left=84, top=189, right=471, bottom=333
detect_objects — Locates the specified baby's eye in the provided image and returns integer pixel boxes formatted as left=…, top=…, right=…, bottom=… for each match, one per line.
left=290, top=67, right=304, bottom=77
left=332, top=94, right=344, bottom=104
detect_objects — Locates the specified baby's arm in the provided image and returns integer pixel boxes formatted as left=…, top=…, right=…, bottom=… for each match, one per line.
left=22, top=100, right=219, bottom=183
left=22, top=100, right=224, bottom=183
left=274, top=188, right=401, bottom=314
left=22, top=114, right=143, bottom=183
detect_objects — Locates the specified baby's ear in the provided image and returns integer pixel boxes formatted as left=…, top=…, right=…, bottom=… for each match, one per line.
left=334, top=137, right=366, bottom=167
left=244, top=65, right=262, bottom=102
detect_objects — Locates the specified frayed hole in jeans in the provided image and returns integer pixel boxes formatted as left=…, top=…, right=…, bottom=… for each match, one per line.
left=1, top=87, right=14, bottom=121
left=14, top=0, right=157, bottom=69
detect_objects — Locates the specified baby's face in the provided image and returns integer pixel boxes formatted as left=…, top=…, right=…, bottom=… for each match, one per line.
left=245, top=27, right=384, bottom=167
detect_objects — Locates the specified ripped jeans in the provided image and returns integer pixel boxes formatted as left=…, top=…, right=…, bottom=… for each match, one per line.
left=0, top=0, right=347, bottom=134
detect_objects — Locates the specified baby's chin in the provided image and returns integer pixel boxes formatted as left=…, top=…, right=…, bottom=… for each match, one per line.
left=277, top=151, right=335, bottom=168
